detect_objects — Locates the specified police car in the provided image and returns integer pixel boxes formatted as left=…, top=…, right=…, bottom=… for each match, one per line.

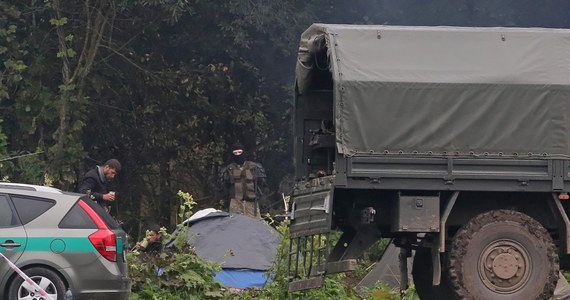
left=0, top=183, right=131, bottom=300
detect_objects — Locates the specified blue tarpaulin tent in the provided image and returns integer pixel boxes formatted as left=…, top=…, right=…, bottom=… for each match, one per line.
left=183, top=209, right=281, bottom=289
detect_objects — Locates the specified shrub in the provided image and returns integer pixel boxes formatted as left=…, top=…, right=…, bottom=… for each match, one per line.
left=128, top=192, right=419, bottom=299
left=128, top=191, right=225, bottom=299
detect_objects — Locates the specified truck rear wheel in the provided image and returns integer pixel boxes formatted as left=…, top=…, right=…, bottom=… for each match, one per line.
left=412, top=248, right=456, bottom=300
left=449, top=209, right=558, bottom=300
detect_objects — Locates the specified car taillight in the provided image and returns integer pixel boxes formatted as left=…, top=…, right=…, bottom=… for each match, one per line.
left=88, top=229, right=117, bottom=262
left=79, top=200, right=117, bottom=262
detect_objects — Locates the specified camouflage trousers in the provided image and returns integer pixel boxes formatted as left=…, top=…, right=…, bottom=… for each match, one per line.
left=229, top=198, right=261, bottom=219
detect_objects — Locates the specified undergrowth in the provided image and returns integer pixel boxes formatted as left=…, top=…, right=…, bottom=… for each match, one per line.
left=128, top=191, right=419, bottom=299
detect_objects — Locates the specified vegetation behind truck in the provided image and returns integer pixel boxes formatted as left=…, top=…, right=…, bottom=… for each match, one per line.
left=288, top=23, right=570, bottom=299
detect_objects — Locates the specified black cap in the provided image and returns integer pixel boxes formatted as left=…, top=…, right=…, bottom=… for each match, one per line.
left=148, top=223, right=161, bottom=233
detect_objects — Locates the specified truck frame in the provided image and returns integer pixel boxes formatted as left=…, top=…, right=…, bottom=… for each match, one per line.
left=288, top=24, right=570, bottom=299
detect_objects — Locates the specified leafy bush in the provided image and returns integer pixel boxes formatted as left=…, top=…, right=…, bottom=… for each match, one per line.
left=352, top=238, right=392, bottom=278
left=128, top=244, right=225, bottom=300
left=128, top=191, right=419, bottom=299
left=128, top=191, right=225, bottom=299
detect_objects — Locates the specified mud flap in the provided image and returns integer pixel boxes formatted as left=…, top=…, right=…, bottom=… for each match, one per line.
left=288, top=176, right=334, bottom=291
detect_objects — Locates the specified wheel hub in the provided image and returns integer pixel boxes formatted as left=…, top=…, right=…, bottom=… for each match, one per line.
left=479, top=240, right=531, bottom=293
left=492, top=253, right=518, bottom=279
left=17, top=275, right=57, bottom=300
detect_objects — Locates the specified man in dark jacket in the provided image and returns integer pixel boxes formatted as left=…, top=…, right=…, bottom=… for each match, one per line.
left=78, top=159, right=121, bottom=211
left=134, top=224, right=163, bottom=253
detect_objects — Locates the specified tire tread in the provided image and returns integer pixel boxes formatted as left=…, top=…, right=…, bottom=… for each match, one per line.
left=448, top=209, right=558, bottom=300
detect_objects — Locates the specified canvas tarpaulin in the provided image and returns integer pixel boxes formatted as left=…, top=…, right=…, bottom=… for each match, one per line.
left=296, top=24, right=570, bottom=157
left=184, top=211, right=281, bottom=270
left=165, top=210, right=281, bottom=289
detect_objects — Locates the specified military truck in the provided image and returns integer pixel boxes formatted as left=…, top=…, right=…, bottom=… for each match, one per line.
left=288, top=24, right=570, bottom=300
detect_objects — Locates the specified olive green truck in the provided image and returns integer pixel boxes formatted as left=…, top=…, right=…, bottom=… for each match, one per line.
left=288, top=24, right=570, bottom=299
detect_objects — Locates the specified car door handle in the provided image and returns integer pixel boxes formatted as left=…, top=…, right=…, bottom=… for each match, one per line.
left=1, top=240, right=21, bottom=248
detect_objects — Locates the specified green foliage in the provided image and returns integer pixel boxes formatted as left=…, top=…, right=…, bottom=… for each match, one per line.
left=359, top=283, right=419, bottom=300
left=129, top=191, right=225, bottom=299
left=56, top=48, right=77, bottom=58
left=0, top=5, right=27, bottom=101
left=49, top=17, right=68, bottom=26
left=0, top=151, right=46, bottom=184
left=137, top=0, right=193, bottom=23
left=0, top=0, right=305, bottom=223
left=0, top=118, right=8, bottom=178
left=128, top=243, right=225, bottom=300
left=0, top=119, right=7, bottom=157
left=127, top=192, right=420, bottom=299
left=353, top=238, right=392, bottom=278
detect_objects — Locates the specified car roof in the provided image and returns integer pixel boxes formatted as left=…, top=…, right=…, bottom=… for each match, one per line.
left=0, top=182, right=63, bottom=194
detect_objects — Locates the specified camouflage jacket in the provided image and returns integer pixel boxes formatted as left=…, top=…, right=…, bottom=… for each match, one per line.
left=218, top=161, right=266, bottom=204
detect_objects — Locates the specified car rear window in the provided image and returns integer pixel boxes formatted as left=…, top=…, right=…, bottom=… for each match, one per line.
left=79, top=196, right=120, bottom=230
left=11, top=195, right=55, bottom=225
left=0, top=195, right=19, bottom=227
left=59, top=202, right=98, bottom=229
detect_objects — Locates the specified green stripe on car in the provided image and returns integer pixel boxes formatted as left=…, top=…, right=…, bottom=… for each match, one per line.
left=0, top=237, right=96, bottom=252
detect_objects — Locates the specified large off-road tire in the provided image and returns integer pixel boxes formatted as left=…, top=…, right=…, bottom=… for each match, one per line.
left=449, top=209, right=558, bottom=300
left=412, top=247, right=456, bottom=300
left=7, top=267, right=66, bottom=300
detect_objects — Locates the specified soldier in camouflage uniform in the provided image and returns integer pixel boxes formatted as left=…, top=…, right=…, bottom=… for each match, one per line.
left=219, top=143, right=266, bottom=218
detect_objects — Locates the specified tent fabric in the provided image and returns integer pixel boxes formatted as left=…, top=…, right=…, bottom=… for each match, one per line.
left=185, top=209, right=229, bottom=224
left=186, top=212, right=281, bottom=270
left=296, top=24, right=570, bottom=157
left=214, top=269, right=271, bottom=289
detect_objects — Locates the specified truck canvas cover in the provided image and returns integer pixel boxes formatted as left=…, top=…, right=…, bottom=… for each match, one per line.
left=296, top=24, right=570, bottom=158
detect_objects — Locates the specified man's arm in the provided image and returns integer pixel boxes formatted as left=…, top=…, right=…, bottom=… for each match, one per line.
left=78, top=177, right=104, bottom=201
left=252, top=163, right=267, bottom=187
left=251, top=162, right=267, bottom=199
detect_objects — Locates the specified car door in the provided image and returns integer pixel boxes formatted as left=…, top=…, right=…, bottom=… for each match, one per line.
left=0, top=194, right=27, bottom=280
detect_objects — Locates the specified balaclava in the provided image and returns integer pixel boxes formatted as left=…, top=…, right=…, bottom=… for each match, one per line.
left=231, top=142, right=246, bottom=165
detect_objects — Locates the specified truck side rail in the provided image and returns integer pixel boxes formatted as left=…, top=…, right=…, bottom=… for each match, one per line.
left=340, top=156, right=568, bottom=192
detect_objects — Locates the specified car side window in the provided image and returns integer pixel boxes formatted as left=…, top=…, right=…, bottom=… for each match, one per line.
left=0, top=195, right=18, bottom=227
left=59, top=201, right=97, bottom=229
left=11, top=195, right=56, bottom=225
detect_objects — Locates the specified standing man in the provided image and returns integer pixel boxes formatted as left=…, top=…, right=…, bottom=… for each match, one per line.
left=219, top=142, right=266, bottom=218
left=78, top=158, right=121, bottom=212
